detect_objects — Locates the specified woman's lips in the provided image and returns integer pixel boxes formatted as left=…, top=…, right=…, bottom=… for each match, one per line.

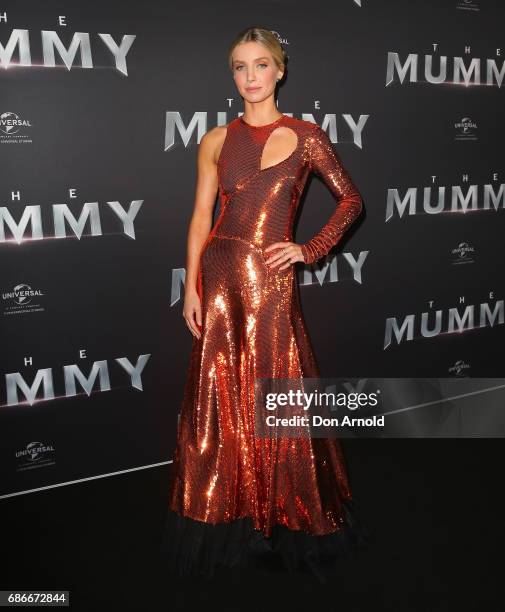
left=246, top=86, right=261, bottom=91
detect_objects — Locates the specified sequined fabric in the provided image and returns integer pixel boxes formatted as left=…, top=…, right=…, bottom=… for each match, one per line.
left=167, top=114, right=363, bottom=539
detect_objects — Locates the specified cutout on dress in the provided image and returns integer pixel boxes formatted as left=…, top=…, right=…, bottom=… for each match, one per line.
left=259, top=127, right=298, bottom=171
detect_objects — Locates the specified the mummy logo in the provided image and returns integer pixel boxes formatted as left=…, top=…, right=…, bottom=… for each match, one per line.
left=4, top=354, right=151, bottom=406
left=0, top=199, right=143, bottom=243
left=454, top=117, right=477, bottom=140
left=386, top=181, right=504, bottom=221
left=169, top=269, right=186, bottom=306
left=384, top=298, right=503, bottom=350
left=0, top=27, right=135, bottom=76
left=0, top=111, right=31, bottom=134
left=15, top=441, right=56, bottom=471
left=451, top=242, right=475, bottom=265
left=448, top=360, right=471, bottom=377
left=168, top=250, right=368, bottom=304
left=298, top=251, right=368, bottom=287
left=164, top=112, right=369, bottom=151
left=386, top=51, right=504, bottom=87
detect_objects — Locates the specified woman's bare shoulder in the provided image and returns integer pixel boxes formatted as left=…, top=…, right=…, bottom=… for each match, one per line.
left=200, top=123, right=231, bottom=165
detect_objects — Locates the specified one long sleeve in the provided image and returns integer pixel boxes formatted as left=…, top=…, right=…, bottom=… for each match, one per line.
left=300, top=125, right=363, bottom=265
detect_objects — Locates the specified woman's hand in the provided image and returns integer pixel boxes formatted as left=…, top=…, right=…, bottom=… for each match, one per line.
left=183, top=290, right=202, bottom=339
left=264, top=241, right=305, bottom=270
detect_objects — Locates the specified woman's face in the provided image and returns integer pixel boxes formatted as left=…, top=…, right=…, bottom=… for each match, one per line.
left=231, top=41, right=283, bottom=102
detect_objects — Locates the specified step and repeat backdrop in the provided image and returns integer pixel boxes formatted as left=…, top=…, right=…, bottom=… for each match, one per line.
left=1, top=0, right=504, bottom=497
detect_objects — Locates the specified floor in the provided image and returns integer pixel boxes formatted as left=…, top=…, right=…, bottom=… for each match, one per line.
left=1, top=439, right=503, bottom=611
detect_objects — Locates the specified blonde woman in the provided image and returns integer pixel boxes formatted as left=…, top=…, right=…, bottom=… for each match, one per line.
left=162, top=26, right=367, bottom=582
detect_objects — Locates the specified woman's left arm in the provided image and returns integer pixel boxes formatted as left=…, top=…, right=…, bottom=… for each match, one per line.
left=300, top=125, right=363, bottom=265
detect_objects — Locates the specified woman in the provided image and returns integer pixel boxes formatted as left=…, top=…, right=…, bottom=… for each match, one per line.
left=161, top=26, right=368, bottom=582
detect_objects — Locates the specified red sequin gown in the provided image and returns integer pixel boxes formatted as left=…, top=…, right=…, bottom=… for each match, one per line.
left=162, top=113, right=367, bottom=580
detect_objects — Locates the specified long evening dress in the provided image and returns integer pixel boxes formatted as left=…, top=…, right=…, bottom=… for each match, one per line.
left=161, top=113, right=368, bottom=582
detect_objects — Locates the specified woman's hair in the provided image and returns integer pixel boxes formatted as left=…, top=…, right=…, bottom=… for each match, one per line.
left=227, top=26, right=288, bottom=79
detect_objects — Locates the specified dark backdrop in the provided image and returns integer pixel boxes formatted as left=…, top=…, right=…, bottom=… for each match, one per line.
left=1, top=0, right=504, bottom=498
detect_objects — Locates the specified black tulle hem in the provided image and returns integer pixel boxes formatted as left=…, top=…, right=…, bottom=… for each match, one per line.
left=159, top=500, right=371, bottom=583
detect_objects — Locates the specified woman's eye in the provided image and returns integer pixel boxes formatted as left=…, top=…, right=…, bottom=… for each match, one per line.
left=235, top=64, right=268, bottom=71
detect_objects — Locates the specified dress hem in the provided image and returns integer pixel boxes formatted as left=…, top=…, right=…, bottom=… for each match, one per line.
left=159, top=498, right=371, bottom=584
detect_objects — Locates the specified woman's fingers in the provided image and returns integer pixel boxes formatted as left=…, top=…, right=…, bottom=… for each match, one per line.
left=183, top=309, right=201, bottom=339
left=195, top=304, right=202, bottom=328
left=182, top=292, right=203, bottom=339
left=268, top=243, right=304, bottom=269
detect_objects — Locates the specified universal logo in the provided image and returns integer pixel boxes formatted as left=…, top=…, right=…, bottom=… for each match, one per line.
left=451, top=242, right=475, bottom=265
left=456, top=0, right=480, bottom=11
left=2, top=283, right=45, bottom=316
left=448, top=360, right=471, bottom=376
left=270, top=31, right=289, bottom=46
left=15, top=441, right=56, bottom=472
left=0, top=111, right=33, bottom=144
left=454, top=117, right=477, bottom=141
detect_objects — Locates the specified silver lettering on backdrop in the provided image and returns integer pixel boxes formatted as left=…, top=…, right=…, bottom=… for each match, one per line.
left=386, top=51, right=505, bottom=87
left=170, top=251, right=369, bottom=305
left=385, top=183, right=505, bottom=220
left=0, top=29, right=135, bottom=75
left=164, top=112, right=208, bottom=152
left=0, top=200, right=143, bottom=242
left=5, top=354, right=151, bottom=406
left=383, top=300, right=504, bottom=349
left=170, top=269, right=186, bottom=307
left=299, top=250, right=369, bottom=286
left=164, top=112, right=369, bottom=151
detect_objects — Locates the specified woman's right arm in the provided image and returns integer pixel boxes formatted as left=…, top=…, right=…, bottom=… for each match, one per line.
left=183, top=126, right=224, bottom=339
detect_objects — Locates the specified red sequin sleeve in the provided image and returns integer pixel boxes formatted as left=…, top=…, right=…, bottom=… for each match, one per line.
left=300, top=125, right=363, bottom=265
